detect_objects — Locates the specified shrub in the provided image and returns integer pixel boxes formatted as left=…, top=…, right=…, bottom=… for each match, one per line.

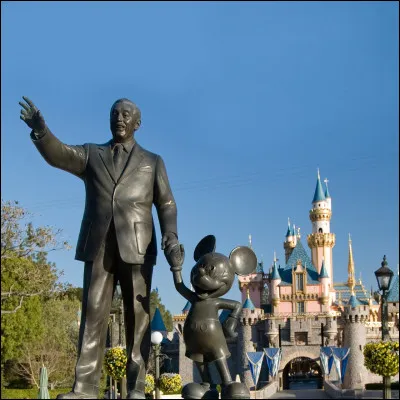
left=145, top=374, right=155, bottom=394
left=364, top=341, right=399, bottom=377
left=159, top=373, right=182, bottom=394
left=1, top=388, right=70, bottom=399
left=103, top=347, right=127, bottom=381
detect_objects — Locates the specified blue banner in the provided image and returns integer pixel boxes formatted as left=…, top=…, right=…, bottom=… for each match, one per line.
left=320, top=347, right=334, bottom=376
left=332, top=347, right=350, bottom=383
left=263, top=348, right=282, bottom=377
left=246, top=352, right=264, bottom=386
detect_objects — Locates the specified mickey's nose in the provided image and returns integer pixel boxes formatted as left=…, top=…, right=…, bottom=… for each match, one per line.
left=198, top=267, right=206, bottom=276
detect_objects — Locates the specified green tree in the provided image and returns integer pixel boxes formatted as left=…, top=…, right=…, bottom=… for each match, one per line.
left=150, top=289, right=173, bottom=332
left=1, top=199, right=71, bottom=386
left=13, top=295, right=81, bottom=388
left=1, top=199, right=70, bottom=315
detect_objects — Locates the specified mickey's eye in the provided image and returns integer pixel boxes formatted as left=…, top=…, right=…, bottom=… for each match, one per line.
left=206, top=265, right=217, bottom=277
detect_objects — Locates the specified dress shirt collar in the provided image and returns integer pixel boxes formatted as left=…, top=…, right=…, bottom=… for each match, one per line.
left=111, top=137, right=136, bottom=153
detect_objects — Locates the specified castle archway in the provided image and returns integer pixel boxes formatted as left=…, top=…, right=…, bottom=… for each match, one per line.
left=282, top=356, right=322, bottom=389
left=279, top=347, right=322, bottom=390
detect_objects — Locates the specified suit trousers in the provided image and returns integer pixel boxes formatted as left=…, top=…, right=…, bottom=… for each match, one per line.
left=73, top=222, right=154, bottom=396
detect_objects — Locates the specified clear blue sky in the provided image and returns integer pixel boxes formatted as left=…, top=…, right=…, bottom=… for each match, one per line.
left=2, top=1, right=398, bottom=316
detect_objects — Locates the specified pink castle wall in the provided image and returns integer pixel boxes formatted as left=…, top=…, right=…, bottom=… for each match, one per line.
left=307, top=301, right=321, bottom=313
left=278, top=302, right=292, bottom=313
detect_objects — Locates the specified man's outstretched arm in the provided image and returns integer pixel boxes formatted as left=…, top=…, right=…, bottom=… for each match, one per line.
left=20, top=96, right=87, bottom=177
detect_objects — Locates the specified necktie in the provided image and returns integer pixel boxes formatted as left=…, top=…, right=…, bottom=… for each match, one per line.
left=113, top=144, right=124, bottom=179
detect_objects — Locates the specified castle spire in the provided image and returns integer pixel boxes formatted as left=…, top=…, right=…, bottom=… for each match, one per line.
left=286, top=218, right=291, bottom=237
left=324, top=178, right=331, bottom=198
left=312, top=168, right=326, bottom=203
left=347, top=233, right=355, bottom=293
left=248, top=234, right=252, bottom=249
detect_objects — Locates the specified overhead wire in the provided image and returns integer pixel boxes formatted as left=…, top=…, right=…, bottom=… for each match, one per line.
left=23, top=151, right=390, bottom=212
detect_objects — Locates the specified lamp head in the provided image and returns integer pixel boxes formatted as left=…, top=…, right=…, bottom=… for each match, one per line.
left=374, top=255, right=394, bottom=291
left=151, top=331, right=163, bottom=345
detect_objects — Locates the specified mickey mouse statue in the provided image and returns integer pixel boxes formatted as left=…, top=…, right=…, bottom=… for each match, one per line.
left=165, top=235, right=257, bottom=399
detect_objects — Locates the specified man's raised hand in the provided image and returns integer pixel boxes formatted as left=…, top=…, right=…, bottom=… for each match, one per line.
left=19, top=96, right=46, bottom=133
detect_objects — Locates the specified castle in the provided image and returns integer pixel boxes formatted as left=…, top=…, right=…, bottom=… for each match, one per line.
left=165, top=170, right=399, bottom=390
left=108, top=170, right=399, bottom=391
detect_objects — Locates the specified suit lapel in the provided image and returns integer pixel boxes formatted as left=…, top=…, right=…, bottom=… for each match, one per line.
left=118, top=142, right=144, bottom=183
left=98, top=141, right=117, bottom=184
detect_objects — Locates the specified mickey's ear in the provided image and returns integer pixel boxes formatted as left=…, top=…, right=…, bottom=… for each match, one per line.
left=229, top=246, right=257, bottom=276
left=194, top=235, right=216, bottom=261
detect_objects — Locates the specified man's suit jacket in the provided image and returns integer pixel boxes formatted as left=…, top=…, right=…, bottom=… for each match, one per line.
left=31, top=129, right=177, bottom=265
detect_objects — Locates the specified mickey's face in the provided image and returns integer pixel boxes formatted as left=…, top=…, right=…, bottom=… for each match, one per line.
left=190, top=253, right=235, bottom=300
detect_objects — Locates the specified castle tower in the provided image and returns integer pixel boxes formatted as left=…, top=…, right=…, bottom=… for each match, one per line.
left=342, top=293, right=370, bottom=389
left=307, top=169, right=336, bottom=286
left=318, top=258, right=330, bottom=311
left=236, top=290, right=262, bottom=389
left=270, top=253, right=282, bottom=314
left=284, top=218, right=297, bottom=263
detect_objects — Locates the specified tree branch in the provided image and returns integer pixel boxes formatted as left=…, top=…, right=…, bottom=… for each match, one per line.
left=1, top=296, right=24, bottom=314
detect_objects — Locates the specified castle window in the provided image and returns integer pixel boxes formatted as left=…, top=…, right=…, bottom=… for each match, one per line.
left=296, top=274, right=304, bottom=292
left=318, top=228, right=323, bottom=233
left=297, top=302, right=305, bottom=313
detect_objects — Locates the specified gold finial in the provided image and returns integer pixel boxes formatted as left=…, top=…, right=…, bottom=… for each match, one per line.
left=273, top=250, right=276, bottom=262
left=347, top=233, right=355, bottom=292
left=248, top=234, right=252, bottom=249
left=317, top=168, right=320, bottom=179
left=246, top=287, right=250, bottom=299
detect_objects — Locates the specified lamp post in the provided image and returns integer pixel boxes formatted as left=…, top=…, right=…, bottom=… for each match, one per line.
left=374, top=255, right=394, bottom=400
left=151, top=331, right=163, bottom=399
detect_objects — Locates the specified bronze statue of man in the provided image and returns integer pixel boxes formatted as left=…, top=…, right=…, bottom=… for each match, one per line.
left=19, top=96, right=183, bottom=399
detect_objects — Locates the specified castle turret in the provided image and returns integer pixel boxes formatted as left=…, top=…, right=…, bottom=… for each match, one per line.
left=270, top=253, right=281, bottom=313
left=324, top=177, right=331, bottom=210
left=342, top=292, right=370, bottom=389
left=318, top=258, right=330, bottom=310
left=182, top=300, right=191, bottom=315
left=237, top=289, right=262, bottom=389
left=284, top=218, right=297, bottom=262
left=307, top=169, right=335, bottom=288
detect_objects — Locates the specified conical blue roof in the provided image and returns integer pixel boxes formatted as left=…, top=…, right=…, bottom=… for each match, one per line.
left=324, top=184, right=331, bottom=199
left=243, top=296, right=255, bottom=310
left=387, top=274, right=399, bottom=302
left=182, top=301, right=191, bottom=313
left=319, top=260, right=329, bottom=279
left=219, top=309, right=231, bottom=323
left=312, top=172, right=326, bottom=203
left=151, top=307, right=167, bottom=331
left=256, top=261, right=264, bottom=273
left=271, top=261, right=281, bottom=280
left=347, top=294, right=362, bottom=308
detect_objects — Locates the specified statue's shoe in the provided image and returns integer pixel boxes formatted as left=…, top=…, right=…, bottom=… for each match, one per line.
left=56, top=392, right=95, bottom=399
left=126, top=389, right=146, bottom=399
left=182, top=382, right=218, bottom=399
left=221, top=382, right=250, bottom=399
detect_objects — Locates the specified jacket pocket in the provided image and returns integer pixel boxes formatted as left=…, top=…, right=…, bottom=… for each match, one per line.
left=134, top=222, right=152, bottom=255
